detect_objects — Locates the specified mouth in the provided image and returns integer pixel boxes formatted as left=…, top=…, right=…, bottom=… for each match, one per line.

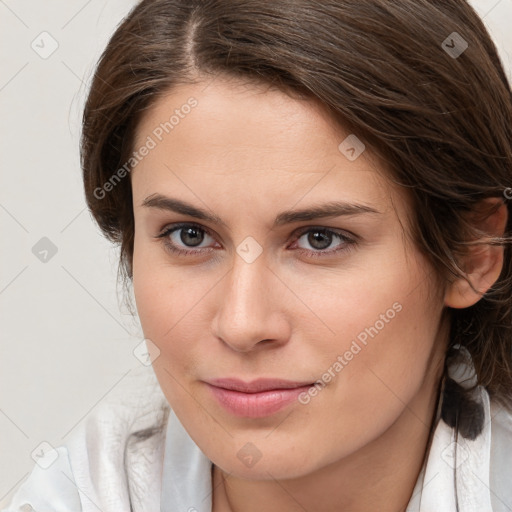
left=204, top=378, right=315, bottom=418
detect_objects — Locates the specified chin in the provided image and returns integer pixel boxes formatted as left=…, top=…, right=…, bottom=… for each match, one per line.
left=208, top=439, right=323, bottom=481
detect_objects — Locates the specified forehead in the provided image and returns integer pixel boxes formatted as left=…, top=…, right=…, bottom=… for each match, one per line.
left=130, top=77, right=400, bottom=217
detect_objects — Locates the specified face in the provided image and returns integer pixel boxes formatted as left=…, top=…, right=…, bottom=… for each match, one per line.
left=130, top=76, right=447, bottom=479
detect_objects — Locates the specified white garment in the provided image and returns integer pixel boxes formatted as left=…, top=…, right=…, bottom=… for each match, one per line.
left=3, top=358, right=512, bottom=512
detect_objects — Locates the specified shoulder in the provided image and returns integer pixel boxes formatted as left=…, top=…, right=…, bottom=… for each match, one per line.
left=2, top=365, right=170, bottom=512
left=1, top=446, right=81, bottom=512
left=489, top=400, right=512, bottom=512
left=490, top=399, right=512, bottom=441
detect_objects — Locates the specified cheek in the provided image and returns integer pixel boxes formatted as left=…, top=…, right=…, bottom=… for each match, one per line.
left=290, top=246, right=441, bottom=401
left=133, top=240, right=179, bottom=361
left=311, top=267, right=440, bottom=433
left=132, top=240, right=215, bottom=383
left=133, top=234, right=190, bottom=336
left=132, top=256, right=197, bottom=410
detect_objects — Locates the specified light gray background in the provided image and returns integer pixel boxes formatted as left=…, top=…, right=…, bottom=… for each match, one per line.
left=1, top=0, right=511, bottom=506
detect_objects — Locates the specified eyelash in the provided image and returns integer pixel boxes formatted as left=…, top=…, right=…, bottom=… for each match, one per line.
left=155, top=222, right=357, bottom=259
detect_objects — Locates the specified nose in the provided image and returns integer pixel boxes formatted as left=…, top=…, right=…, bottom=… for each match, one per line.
left=212, top=251, right=291, bottom=353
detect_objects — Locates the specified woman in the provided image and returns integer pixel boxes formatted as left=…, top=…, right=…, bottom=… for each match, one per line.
left=4, top=0, right=512, bottom=511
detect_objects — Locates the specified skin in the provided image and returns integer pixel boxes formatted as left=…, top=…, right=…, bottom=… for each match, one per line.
left=129, top=76, right=506, bottom=512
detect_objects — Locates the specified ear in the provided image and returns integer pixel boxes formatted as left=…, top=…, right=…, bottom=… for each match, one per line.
left=444, top=198, right=508, bottom=309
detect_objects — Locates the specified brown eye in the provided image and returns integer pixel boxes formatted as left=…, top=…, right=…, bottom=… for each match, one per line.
left=303, top=229, right=335, bottom=250
left=156, top=223, right=217, bottom=256
left=177, top=226, right=206, bottom=247
left=292, top=227, right=356, bottom=258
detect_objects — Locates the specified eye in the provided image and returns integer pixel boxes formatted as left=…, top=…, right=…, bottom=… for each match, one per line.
left=155, top=223, right=218, bottom=256
left=291, top=226, right=356, bottom=258
left=155, top=223, right=357, bottom=259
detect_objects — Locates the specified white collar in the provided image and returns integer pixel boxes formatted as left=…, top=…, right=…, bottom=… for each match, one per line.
left=160, top=407, right=213, bottom=512
left=405, top=383, right=493, bottom=511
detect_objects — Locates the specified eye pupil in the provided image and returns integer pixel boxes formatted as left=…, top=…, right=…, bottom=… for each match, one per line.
left=181, top=226, right=204, bottom=247
left=308, top=230, right=332, bottom=250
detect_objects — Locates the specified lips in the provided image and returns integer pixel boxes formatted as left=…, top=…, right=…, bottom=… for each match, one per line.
left=206, top=377, right=314, bottom=393
left=204, top=378, right=315, bottom=418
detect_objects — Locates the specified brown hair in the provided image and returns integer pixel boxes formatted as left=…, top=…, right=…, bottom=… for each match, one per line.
left=81, top=0, right=512, bottom=420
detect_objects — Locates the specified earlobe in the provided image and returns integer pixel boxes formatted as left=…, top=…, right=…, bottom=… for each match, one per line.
left=444, top=199, right=508, bottom=309
left=444, top=265, right=498, bottom=309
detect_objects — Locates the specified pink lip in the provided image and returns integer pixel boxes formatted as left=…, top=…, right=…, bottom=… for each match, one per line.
left=204, top=378, right=314, bottom=418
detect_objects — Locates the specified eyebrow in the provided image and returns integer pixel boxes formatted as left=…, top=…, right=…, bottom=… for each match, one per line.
left=141, top=193, right=380, bottom=228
